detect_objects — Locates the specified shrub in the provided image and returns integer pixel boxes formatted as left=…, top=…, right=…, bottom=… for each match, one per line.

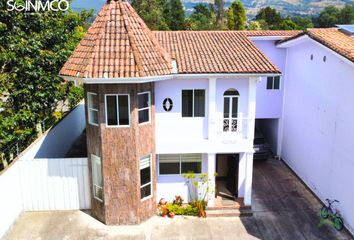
left=166, top=203, right=198, bottom=216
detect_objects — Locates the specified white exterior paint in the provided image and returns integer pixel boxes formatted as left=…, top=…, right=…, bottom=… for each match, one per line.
left=0, top=158, right=90, bottom=239
left=18, top=158, right=90, bottom=211
left=0, top=163, right=23, bottom=239
left=252, top=40, right=286, bottom=119
left=155, top=77, right=254, bottom=154
left=280, top=39, right=354, bottom=234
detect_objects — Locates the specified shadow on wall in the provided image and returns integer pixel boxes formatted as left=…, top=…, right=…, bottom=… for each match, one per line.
left=18, top=102, right=87, bottom=160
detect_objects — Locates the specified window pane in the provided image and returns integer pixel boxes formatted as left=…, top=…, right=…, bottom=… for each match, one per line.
left=139, top=109, right=149, bottom=124
left=140, top=167, right=151, bottom=186
left=274, top=76, right=280, bottom=89
left=194, top=90, right=205, bottom=117
left=224, top=97, right=230, bottom=118
left=159, top=163, right=180, bottom=174
left=138, top=93, right=149, bottom=109
left=89, top=110, right=98, bottom=125
left=182, top=90, right=193, bottom=117
left=141, top=184, right=151, bottom=199
left=181, top=162, right=201, bottom=173
left=106, top=96, right=118, bottom=125
left=88, top=93, right=98, bottom=110
left=118, top=95, right=129, bottom=125
left=94, top=185, right=103, bottom=200
left=267, top=77, right=273, bottom=89
left=232, top=97, right=238, bottom=118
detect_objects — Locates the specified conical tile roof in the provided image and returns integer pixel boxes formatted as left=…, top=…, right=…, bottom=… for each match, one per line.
left=60, top=0, right=172, bottom=79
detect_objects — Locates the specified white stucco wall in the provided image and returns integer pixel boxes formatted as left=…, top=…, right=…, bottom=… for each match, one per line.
left=280, top=39, right=354, bottom=234
left=19, top=102, right=86, bottom=160
left=155, top=77, right=251, bottom=154
left=252, top=40, right=286, bottom=119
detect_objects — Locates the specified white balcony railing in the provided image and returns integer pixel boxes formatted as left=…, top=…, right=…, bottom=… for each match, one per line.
left=210, top=113, right=253, bottom=140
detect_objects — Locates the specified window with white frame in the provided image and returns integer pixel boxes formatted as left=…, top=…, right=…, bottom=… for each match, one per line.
left=267, top=76, right=281, bottom=90
left=105, top=94, right=130, bottom=126
left=87, top=92, right=99, bottom=126
left=91, top=154, right=103, bottom=201
left=159, top=154, right=202, bottom=175
left=138, top=92, right=151, bottom=124
left=140, top=155, right=152, bottom=200
left=182, top=90, right=205, bottom=117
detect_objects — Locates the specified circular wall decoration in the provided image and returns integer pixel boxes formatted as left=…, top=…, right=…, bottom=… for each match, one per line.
left=163, top=98, right=173, bottom=112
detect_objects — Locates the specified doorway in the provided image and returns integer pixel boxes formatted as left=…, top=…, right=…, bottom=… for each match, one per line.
left=215, top=154, right=239, bottom=204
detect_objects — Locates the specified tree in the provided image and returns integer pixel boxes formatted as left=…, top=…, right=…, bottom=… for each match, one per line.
left=279, top=18, right=298, bottom=30
left=339, top=4, right=354, bottom=24
left=131, top=0, right=169, bottom=30
left=315, top=6, right=340, bottom=27
left=0, top=3, right=91, bottom=151
left=255, top=7, right=282, bottom=29
left=227, top=1, right=246, bottom=30
left=188, top=4, right=216, bottom=30
left=248, top=21, right=261, bottom=30
left=227, top=8, right=235, bottom=30
left=168, top=0, right=186, bottom=30
left=214, top=0, right=225, bottom=27
left=292, top=16, right=314, bottom=30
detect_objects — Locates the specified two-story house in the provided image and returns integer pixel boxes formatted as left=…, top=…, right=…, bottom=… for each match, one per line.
left=59, top=0, right=280, bottom=224
left=59, top=0, right=354, bottom=232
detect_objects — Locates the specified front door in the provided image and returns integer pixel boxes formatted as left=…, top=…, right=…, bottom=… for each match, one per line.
left=223, top=90, right=239, bottom=132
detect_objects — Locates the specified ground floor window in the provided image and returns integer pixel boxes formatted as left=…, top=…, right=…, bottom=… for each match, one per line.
left=159, top=154, right=202, bottom=175
left=140, top=155, right=152, bottom=200
left=91, top=154, right=103, bottom=202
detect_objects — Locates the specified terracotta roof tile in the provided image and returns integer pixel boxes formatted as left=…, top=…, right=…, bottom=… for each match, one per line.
left=60, top=0, right=172, bottom=79
left=243, top=30, right=303, bottom=37
left=154, top=31, right=280, bottom=74
left=278, top=28, right=354, bottom=62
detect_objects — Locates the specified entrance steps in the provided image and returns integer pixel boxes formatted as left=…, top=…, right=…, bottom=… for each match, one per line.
left=206, top=197, right=253, bottom=217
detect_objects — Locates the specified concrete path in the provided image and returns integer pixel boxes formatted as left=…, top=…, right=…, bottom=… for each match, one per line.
left=3, top=159, right=353, bottom=240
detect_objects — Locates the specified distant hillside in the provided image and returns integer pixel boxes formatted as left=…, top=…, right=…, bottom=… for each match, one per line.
left=71, top=0, right=353, bottom=18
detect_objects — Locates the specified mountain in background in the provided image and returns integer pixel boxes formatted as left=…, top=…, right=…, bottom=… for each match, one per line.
left=71, top=0, right=353, bottom=18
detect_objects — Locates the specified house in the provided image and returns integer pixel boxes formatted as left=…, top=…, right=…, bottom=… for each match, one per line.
left=59, top=0, right=354, bottom=232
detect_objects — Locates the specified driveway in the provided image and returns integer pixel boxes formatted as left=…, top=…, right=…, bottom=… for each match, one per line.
left=3, top=159, right=353, bottom=240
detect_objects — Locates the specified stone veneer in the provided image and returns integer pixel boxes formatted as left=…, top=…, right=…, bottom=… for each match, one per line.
left=85, top=83, right=156, bottom=225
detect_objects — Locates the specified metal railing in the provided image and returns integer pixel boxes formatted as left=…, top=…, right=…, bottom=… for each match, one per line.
left=210, top=113, right=253, bottom=139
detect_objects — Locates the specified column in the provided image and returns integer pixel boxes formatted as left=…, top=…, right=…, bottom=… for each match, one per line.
left=247, top=77, right=258, bottom=140
left=208, top=77, right=216, bottom=140
left=238, top=152, right=254, bottom=206
left=207, top=153, right=216, bottom=207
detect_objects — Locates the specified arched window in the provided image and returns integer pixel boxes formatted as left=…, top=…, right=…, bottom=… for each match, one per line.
left=223, top=89, right=239, bottom=132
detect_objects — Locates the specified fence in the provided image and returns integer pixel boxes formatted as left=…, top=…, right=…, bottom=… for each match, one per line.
left=0, top=158, right=90, bottom=238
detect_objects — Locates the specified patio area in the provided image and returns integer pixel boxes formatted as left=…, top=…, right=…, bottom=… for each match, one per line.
left=3, top=159, right=353, bottom=240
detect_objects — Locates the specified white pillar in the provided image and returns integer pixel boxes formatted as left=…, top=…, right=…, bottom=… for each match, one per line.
left=207, top=153, right=216, bottom=207
left=238, top=152, right=254, bottom=206
left=208, top=77, right=216, bottom=140
left=247, top=77, right=258, bottom=140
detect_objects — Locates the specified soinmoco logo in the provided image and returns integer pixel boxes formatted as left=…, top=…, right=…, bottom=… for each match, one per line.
left=7, top=0, right=70, bottom=12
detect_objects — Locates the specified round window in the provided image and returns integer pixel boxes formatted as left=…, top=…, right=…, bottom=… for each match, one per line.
left=163, top=98, right=173, bottom=112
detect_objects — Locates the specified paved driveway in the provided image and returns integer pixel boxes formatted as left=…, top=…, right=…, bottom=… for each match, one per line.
left=4, top=159, right=353, bottom=240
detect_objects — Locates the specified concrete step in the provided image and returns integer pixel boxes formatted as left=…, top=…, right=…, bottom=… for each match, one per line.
left=206, top=208, right=253, bottom=217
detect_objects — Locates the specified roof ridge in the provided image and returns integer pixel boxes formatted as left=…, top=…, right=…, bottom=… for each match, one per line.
left=121, top=2, right=144, bottom=77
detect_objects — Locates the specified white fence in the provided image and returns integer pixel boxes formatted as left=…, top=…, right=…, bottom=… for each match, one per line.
left=0, top=158, right=90, bottom=238
left=18, top=158, right=90, bottom=211
left=0, top=163, right=23, bottom=238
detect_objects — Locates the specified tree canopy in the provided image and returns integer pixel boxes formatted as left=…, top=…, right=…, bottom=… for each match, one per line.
left=227, top=1, right=246, bottom=30
left=0, top=2, right=91, bottom=153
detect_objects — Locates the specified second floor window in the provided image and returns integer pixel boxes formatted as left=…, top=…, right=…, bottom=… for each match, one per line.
left=87, top=92, right=99, bottom=126
left=138, top=92, right=151, bottom=124
left=267, top=76, right=280, bottom=90
left=182, top=89, right=205, bottom=117
left=105, top=94, right=130, bottom=127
